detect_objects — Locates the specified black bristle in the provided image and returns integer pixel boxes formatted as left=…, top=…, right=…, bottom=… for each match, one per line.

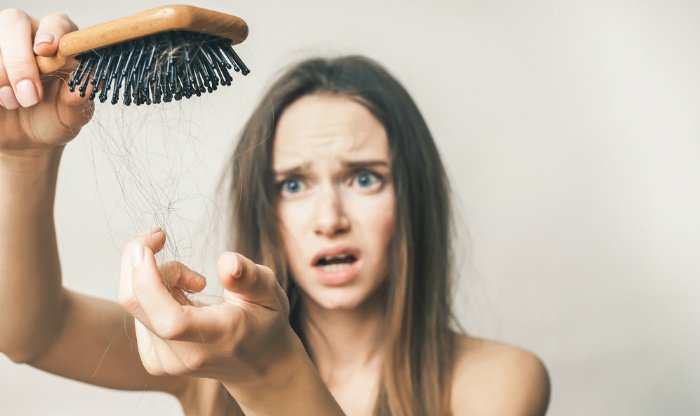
left=205, top=42, right=231, bottom=70
left=87, top=53, right=106, bottom=99
left=70, top=54, right=94, bottom=92
left=111, top=46, right=134, bottom=104
left=77, top=57, right=97, bottom=97
left=193, top=68, right=205, bottom=96
left=220, top=45, right=250, bottom=76
left=68, top=57, right=87, bottom=90
left=67, top=31, right=249, bottom=106
left=99, top=45, right=123, bottom=103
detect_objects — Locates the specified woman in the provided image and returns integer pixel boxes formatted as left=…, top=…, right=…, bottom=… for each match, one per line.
left=0, top=10, right=550, bottom=415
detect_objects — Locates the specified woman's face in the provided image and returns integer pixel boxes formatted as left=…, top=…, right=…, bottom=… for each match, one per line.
left=273, top=94, right=395, bottom=311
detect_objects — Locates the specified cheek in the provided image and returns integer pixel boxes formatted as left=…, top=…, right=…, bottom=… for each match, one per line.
left=370, top=206, right=395, bottom=248
left=277, top=202, right=311, bottom=264
left=277, top=194, right=319, bottom=230
left=351, top=190, right=396, bottom=252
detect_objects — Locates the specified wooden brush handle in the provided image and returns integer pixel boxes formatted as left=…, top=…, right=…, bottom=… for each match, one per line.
left=37, top=4, right=249, bottom=74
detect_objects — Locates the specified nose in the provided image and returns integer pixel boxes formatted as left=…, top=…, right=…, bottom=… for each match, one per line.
left=313, top=185, right=350, bottom=237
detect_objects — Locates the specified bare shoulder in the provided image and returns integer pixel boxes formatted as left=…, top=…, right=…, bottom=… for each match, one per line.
left=450, top=334, right=551, bottom=416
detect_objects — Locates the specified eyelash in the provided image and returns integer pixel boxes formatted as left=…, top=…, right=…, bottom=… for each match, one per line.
left=277, top=176, right=305, bottom=195
left=276, top=170, right=385, bottom=196
left=349, top=170, right=383, bottom=189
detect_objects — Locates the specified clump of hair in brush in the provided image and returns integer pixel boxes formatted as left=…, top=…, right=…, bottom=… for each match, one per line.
left=68, top=30, right=250, bottom=106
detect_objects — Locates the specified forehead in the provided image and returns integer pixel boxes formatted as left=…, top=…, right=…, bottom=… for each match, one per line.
left=272, top=94, right=389, bottom=170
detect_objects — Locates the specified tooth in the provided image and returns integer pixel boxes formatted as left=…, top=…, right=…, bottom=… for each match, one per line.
left=321, top=263, right=351, bottom=272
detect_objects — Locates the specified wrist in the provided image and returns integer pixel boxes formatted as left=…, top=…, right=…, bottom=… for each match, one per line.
left=0, top=146, right=64, bottom=176
left=222, top=332, right=343, bottom=415
left=224, top=329, right=307, bottom=391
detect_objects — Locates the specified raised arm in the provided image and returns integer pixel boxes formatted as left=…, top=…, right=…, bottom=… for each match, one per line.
left=0, top=9, right=185, bottom=395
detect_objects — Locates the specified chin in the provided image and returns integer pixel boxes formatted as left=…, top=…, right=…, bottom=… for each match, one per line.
left=306, top=288, right=367, bottom=311
left=300, top=281, right=386, bottom=312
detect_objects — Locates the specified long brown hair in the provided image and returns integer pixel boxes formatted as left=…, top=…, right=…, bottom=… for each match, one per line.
left=223, top=55, right=457, bottom=415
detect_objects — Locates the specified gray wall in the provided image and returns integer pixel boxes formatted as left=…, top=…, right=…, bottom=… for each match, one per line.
left=1, top=0, right=698, bottom=414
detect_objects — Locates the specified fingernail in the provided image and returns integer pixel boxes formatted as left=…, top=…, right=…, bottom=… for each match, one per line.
left=131, top=244, right=144, bottom=267
left=230, top=253, right=242, bottom=280
left=0, top=86, right=19, bottom=110
left=15, top=79, right=39, bottom=107
left=34, top=32, right=55, bottom=48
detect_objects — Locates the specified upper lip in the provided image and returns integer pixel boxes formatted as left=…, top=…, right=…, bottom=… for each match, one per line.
left=311, top=245, right=361, bottom=266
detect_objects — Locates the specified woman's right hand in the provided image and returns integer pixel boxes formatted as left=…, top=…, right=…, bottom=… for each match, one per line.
left=0, top=9, right=94, bottom=152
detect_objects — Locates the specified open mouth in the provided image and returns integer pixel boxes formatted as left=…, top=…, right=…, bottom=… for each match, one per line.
left=315, top=253, right=358, bottom=272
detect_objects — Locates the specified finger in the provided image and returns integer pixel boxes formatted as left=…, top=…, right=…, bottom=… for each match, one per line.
left=17, top=76, right=93, bottom=143
left=37, top=65, right=95, bottom=135
left=159, top=261, right=207, bottom=293
left=0, top=50, right=10, bottom=109
left=0, top=9, right=41, bottom=107
left=132, top=244, right=240, bottom=343
left=131, top=243, right=190, bottom=334
left=118, top=227, right=167, bottom=320
left=134, top=320, right=162, bottom=374
left=136, top=320, right=196, bottom=377
left=217, top=252, right=280, bottom=310
left=33, top=12, right=78, bottom=57
left=131, top=311, right=185, bottom=377
left=159, top=261, right=206, bottom=306
left=33, top=13, right=92, bottom=123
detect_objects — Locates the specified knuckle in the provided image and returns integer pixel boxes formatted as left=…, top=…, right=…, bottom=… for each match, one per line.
left=233, top=314, right=250, bottom=342
left=278, top=290, right=291, bottom=315
left=141, top=360, right=165, bottom=376
left=40, top=12, right=76, bottom=30
left=257, top=265, right=276, bottom=287
left=48, top=12, right=69, bottom=20
left=0, top=8, right=28, bottom=21
left=221, top=320, right=239, bottom=344
left=217, top=313, right=243, bottom=346
left=160, top=358, right=184, bottom=376
left=258, top=264, right=274, bottom=276
left=58, top=12, right=77, bottom=30
left=1, top=58, right=31, bottom=77
left=118, top=294, right=139, bottom=314
left=260, top=270, right=278, bottom=292
left=153, top=316, right=187, bottom=340
left=117, top=285, right=133, bottom=305
left=182, top=353, right=205, bottom=371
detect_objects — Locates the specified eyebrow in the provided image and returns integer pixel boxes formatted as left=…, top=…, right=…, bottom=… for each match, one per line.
left=273, top=159, right=390, bottom=177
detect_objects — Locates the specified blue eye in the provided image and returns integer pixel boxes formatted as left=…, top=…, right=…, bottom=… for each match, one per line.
left=354, top=172, right=381, bottom=188
left=279, top=178, right=304, bottom=195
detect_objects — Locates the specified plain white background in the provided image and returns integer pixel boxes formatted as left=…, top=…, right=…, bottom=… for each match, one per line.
left=0, top=0, right=698, bottom=414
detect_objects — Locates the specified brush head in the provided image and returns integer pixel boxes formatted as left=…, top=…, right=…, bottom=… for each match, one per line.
left=67, top=30, right=249, bottom=106
left=36, top=5, right=250, bottom=105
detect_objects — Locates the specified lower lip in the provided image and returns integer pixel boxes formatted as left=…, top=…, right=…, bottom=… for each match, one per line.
left=313, top=260, right=360, bottom=286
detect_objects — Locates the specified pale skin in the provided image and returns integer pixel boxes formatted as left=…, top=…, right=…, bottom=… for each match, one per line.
left=0, top=10, right=550, bottom=416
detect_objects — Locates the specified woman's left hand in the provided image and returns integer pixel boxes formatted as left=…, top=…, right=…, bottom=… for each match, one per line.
left=118, top=228, right=297, bottom=385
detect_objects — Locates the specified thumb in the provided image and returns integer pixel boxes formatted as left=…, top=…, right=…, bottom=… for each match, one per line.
left=130, top=243, right=182, bottom=327
left=118, top=227, right=167, bottom=309
left=217, top=252, right=280, bottom=310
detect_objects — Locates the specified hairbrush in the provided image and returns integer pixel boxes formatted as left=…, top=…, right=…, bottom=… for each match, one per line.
left=36, top=4, right=250, bottom=106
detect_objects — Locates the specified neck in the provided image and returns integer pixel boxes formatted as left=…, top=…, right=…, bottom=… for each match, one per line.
left=299, top=290, right=386, bottom=388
